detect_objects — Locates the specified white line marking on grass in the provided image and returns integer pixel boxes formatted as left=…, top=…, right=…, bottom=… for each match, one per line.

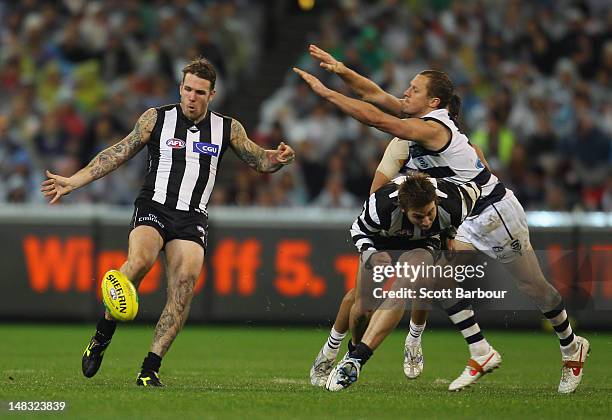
left=271, top=377, right=308, bottom=385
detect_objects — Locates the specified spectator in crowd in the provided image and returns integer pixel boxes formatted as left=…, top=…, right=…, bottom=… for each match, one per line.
left=313, top=175, right=358, bottom=209
left=1, top=0, right=610, bottom=212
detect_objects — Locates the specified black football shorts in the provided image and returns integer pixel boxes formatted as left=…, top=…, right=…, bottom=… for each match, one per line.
left=370, top=235, right=442, bottom=263
left=130, top=199, right=208, bottom=252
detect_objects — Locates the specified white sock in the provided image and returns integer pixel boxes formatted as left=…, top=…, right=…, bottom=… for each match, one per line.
left=322, top=326, right=346, bottom=359
left=406, top=320, right=426, bottom=346
left=468, top=339, right=490, bottom=358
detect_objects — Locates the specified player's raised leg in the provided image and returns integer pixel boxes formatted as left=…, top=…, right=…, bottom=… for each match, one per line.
left=83, top=225, right=163, bottom=378
left=310, top=288, right=353, bottom=386
left=136, top=238, right=203, bottom=387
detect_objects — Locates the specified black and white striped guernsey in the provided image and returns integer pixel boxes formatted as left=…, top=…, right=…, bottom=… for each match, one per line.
left=399, top=108, right=507, bottom=215
left=350, top=175, right=481, bottom=258
left=137, top=103, right=232, bottom=214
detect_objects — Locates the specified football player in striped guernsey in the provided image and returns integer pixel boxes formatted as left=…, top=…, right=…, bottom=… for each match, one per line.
left=41, top=57, right=295, bottom=387
left=298, top=45, right=588, bottom=393
left=324, top=173, right=496, bottom=391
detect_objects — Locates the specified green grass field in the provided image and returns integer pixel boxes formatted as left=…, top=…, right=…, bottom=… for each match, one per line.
left=1, top=324, right=611, bottom=419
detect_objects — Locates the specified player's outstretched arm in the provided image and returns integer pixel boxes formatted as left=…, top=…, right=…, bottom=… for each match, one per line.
left=41, top=108, right=156, bottom=204
left=229, top=119, right=295, bottom=173
left=309, top=44, right=402, bottom=117
left=294, top=67, right=447, bottom=150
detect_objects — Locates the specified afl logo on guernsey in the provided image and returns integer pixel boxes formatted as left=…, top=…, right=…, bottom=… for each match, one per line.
left=166, top=138, right=186, bottom=149
left=193, top=142, right=219, bottom=157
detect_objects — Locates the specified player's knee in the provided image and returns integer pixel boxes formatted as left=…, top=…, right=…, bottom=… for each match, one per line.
left=128, top=254, right=156, bottom=277
left=351, top=299, right=371, bottom=319
left=398, top=249, right=433, bottom=266
left=515, top=278, right=553, bottom=303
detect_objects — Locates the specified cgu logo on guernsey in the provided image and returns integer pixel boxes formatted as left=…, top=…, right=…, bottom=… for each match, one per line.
left=193, top=142, right=219, bottom=157
left=166, top=138, right=186, bottom=149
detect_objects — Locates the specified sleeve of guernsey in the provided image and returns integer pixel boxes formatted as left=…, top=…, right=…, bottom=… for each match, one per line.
left=438, top=181, right=482, bottom=237
left=376, top=137, right=410, bottom=178
left=350, top=184, right=395, bottom=264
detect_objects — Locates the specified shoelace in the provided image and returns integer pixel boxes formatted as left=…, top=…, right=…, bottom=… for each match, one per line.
left=405, top=346, right=422, bottom=364
left=560, top=366, right=571, bottom=382
left=88, top=340, right=106, bottom=353
left=315, top=359, right=334, bottom=373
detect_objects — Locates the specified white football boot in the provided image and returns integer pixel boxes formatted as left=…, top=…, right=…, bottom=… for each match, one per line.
left=325, top=357, right=361, bottom=391
left=309, top=349, right=335, bottom=387
left=558, top=336, right=590, bottom=394
left=448, top=346, right=502, bottom=391
left=403, top=338, right=424, bottom=379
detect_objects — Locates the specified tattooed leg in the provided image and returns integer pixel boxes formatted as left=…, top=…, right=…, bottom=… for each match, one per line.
left=150, top=240, right=204, bottom=357
left=150, top=276, right=196, bottom=357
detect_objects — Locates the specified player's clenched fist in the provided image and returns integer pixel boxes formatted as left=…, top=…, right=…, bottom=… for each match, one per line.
left=271, top=142, right=295, bottom=165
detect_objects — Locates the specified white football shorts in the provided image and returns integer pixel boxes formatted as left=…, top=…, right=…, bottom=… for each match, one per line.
left=456, top=190, right=531, bottom=263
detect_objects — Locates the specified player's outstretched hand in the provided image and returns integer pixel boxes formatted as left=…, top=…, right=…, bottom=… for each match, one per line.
left=41, top=170, right=74, bottom=204
left=293, top=67, right=329, bottom=97
left=271, top=142, right=295, bottom=166
left=309, top=44, right=343, bottom=73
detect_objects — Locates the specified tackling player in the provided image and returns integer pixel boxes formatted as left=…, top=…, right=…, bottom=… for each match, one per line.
left=325, top=173, right=492, bottom=391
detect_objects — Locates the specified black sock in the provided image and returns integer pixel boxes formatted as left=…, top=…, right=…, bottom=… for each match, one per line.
left=141, top=352, right=162, bottom=373
left=348, top=340, right=356, bottom=353
left=94, top=316, right=116, bottom=343
left=349, top=342, right=373, bottom=365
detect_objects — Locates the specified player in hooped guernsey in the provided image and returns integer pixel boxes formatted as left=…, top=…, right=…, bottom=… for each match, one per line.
left=397, top=108, right=508, bottom=216
left=41, top=57, right=295, bottom=387
left=298, top=45, right=589, bottom=394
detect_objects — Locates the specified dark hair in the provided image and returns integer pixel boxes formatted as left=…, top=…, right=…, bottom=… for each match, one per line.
left=398, top=173, right=437, bottom=210
left=182, top=57, right=216, bottom=89
left=418, top=70, right=461, bottom=119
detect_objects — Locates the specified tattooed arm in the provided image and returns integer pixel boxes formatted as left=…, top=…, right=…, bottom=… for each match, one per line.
left=229, top=119, right=295, bottom=173
left=41, top=108, right=157, bottom=203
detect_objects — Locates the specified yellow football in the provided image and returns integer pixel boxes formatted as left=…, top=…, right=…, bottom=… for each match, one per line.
left=101, top=270, right=139, bottom=322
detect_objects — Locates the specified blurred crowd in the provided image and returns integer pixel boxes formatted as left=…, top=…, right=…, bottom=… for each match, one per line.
left=255, top=0, right=612, bottom=211
left=0, top=0, right=263, bottom=205
left=1, top=0, right=610, bottom=212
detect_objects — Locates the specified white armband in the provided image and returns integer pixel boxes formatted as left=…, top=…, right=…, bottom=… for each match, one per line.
left=376, top=137, right=410, bottom=178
